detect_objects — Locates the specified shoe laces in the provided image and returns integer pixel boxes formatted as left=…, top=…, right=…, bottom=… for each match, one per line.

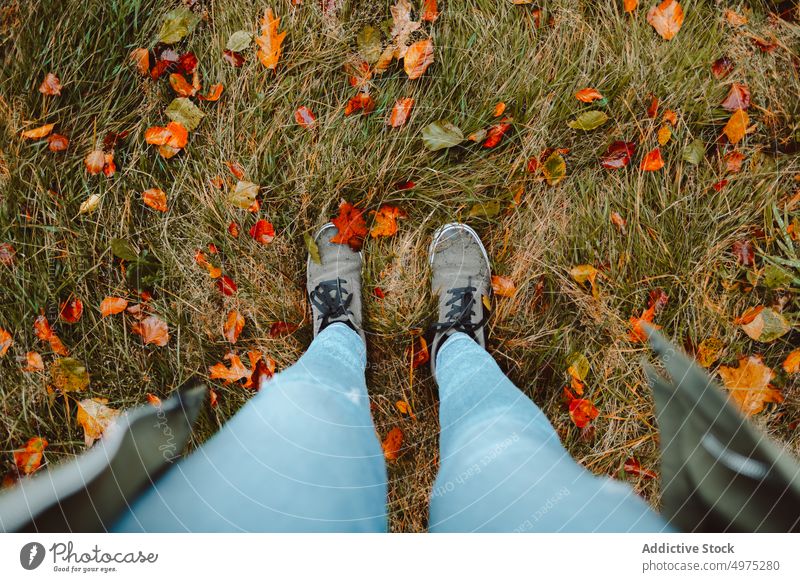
left=310, top=278, right=353, bottom=329
left=430, top=280, right=489, bottom=340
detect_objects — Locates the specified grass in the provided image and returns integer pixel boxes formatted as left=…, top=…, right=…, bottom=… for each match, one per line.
left=1, top=0, right=799, bottom=532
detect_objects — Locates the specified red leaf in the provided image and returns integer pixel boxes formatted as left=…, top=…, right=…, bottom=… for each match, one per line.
left=270, top=321, right=298, bottom=337
left=14, top=437, right=47, bottom=475
left=330, top=201, right=368, bottom=251
left=600, top=141, right=636, bottom=169
left=640, top=148, right=664, bottom=171
left=295, top=106, right=316, bottom=129
left=646, top=95, right=659, bottom=118
left=344, top=93, right=376, bottom=116
left=59, top=296, right=83, bottom=324
left=711, top=56, right=734, bottom=79
left=569, top=398, right=599, bottom=428
left=249, top=219, right=275, bottom=244
left=223, top=50, right=245, bottom=67
left=177, top=52, right=198, bottom=74
left=624, top=457, right=658, bottom=479
left=216, top=275, right=238, bottom=296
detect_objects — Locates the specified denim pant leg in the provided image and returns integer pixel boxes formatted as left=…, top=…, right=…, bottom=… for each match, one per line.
left=429, top=333, right=672, bottom=532
left=111, top=323, right=387, bottom=532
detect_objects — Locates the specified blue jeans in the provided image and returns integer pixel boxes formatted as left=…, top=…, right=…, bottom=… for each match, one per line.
left=111, top=324, right=671, bottom=532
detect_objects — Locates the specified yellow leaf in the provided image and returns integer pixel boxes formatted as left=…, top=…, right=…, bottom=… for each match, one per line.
left=569, top=264, right=599, bottom=298
left=696, top=337, right=724, bottom=368
left=21, top=123, right=55, bottom=139
left=657, top=124, right=672, bottom=145
left=718, top=356, right=781, bottom=416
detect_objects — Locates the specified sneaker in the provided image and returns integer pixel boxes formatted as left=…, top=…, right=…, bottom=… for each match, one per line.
left=428, top=223, right=492, bottom=376
left=306, top=223, right=365, bottom=342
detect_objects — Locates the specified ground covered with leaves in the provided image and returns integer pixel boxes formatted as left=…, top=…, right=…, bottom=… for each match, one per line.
left=1, top=0, right=799, bottom=531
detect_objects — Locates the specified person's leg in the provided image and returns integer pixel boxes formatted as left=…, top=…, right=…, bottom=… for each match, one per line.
left=112, top=223, right=386, bottom=532
left=111, top=323, right=387, bottom=532
left=428, top=333, right=672, bottom=532
left=425, top=223, right=671, bottom=532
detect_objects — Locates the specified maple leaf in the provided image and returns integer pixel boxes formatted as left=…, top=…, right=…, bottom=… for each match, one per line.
left=142, top=188, right=168, bottom=212
left=33, top=314, right=68, bottom=355
left=575, top=87, right=603, bottom=102
left=256, top=8, right=287, bottom=70
left=76, top=398, right=120, bottom=447
left=100, top=297, right=129, bottom=317
left=375, top=0, right=422, bottom=72
left=331, top=201, right=368, bottom=250
left=721, top=83, right=750, bottom=112
left=646, top=0, right=684, bottom=40
left=723, top=109, right=748, bottom=144
left=719, top=356, right=781, bottom=416
left=388, top=97, right=415, bottom=127
left=14, top=437, right=47, bottom=475
left=404, top=39, right=434, bottom=79
left=21, top=123, right=55, bottom=140
left=249, top=219, right=275, bottom=244
left=370, top=205, right=407, bottom=238
left=223, top=310, right=245, bottom=343
left=131, top=315, right=170, bottom=347
left=209, top=352, right=252, bottom=384
left=39, top=73, right=62, bottom=96
left=0, top=328, right=11, bottom=357
left=491, top=275, right=517, bottom=297
left=59, top=296, right=83, bottom=324
left=382, top=427, right=404, bottom=461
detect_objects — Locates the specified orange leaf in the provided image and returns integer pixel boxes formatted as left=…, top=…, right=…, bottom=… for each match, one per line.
left=640, top=147, right=664, bottom=171
left=388, top=97, right=415, bottom=128
left=33, top=314, right=68, bottom=355
left=421, top=0, right=439, bottom=22
left=223, top=310, right=245, bottom=344
left=657, top=125, right=672, bottom=145
left=783, top=349, right=800, bottom=374
left=226, top=160, right=246, bottom=180
left=725, top=150, right=745, bottom=174
left=169, top=73, right=196, bottom=97
left=23, top=351, right=44, bottom=372
left=294, top=106, right=316, bottom=129
left=59, top=296, right=83, bottom=324
left=493, top=102, right=507, bottom=117
left=144, top=121, right=188, bottom=149
left=719, top=356, right=781, bottom=416
left=734, top=305, right=763, bottom=325
left=130, top=48, right=150, bottom=76
left=142, top=188, right=168, bottom=212
left=102, top=152, right=116, bottom=177
left=100, top=297, right=129, bottom=317
left=623, top=0, right=639, bottom=13
left=723, top=109, right=749, bottom=144
left=491, top=275, right=517, bottom=297
left=575, top=87, right=603, bottom=102
left=76, top=398, right=120, bottom=447
left=256, top=8, right=287, bottom=70
left=209, top=352, right=252, bottom=384
left=331, top=201, right=368, bottom=251
left=39, top=73, right=62, bottom=96
left=131, top=315, right=170, bottom=347
left=624, top=457, right=658, bottom=479
left=382, top=427, right=404, bottom=461
left=199, top=83, right=224, bottom=102
left=646, top=0, right=684, bottom=40
left=611, top=211, right=627, bottom=232
left=724, top=9, right=747, bottom=27
left=84, top=149, right=105, bottom=174
left=569, top=398, right=599, bottom=428
left=47, top=133, right=69, bottom=152
left=194, top=250, right=222, bottom=279
left=404, top=39, right=434, bottom=80
left=370, top=205, right=407, bottom=238
left=344, top=93, right=376, bottom=116
left=629, top=288, right=668, bottom=342
left=662, top=109, right=678, bottom=126
left=483, top=119, right=512, bottom=149
left=14, top=437, right=47, bottom=475
left=21, top=123, right=55, bottom=139
left=0, top=328, right=11, bottom=357
left=249, top=219, right=275, bottom=244
left=405, top=335, right=430, bottom=369
left=145, top=393, right=162, bottom=406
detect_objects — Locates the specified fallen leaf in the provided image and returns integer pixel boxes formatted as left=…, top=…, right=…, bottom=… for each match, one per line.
left=629, top=288, right=668, bottom=342
left=491, top=275, right=517, bottom=297
left=682, top=139, right=705, bottom=165
left=624, top=0, right=639, bottom=13
left=404, top=39, right=435, bottom=79
left=723, top=109, right=748, bottom=144
left=228, top=221, right=240, bottom=238
left=50, top=357, right=90, bottom=392
left=226, top=30, right=252, bottom=52
left=228, top=180, right=259, bottom=210
left=344, top=92, right=376, bottom=116
left=209, top=388, right=219, bottom=407
left=662, top=109, right=678, bottom=126
left=131, top=315, right=170, bottom=346
left=370, top=205, right=407, bottom=238
left=130, top=48, right=150, bottom=76
left=406, top=335, right=430, bottom=369
left=158, top=6, right=201, bottom=44
left=575, top=87, right=604, bottom=102
left=422, top=120, right=464, bottom=151
left=640, top=148, right=664, bottom=171
left=0, top=328, right=11, bottom=357
left=739, top=307, right=790, bottom=343
left=483, top=119, right=513, bottom=148
left=647, top=95, right=659, bottom=118
left=249, top=219, right=275, bottom=244
left=223, top=310, right=245, bottom=344
left=34, top=315, right=68, bottom=355
left=611, top=211, right=627, bottom=232
left=624, top=457, right=658, bottom=479
left=23, top=351, right=44, bottom=372
left=422, top=0, right=439, bottom=22
left=752, top=36, right=778, bottom=53
left=270, top=321, right=298, bottom=337
left=657, top=125, right=672, bottom=145
left=145, top=121, right=188, bottom=149
left=100, top=297, right=128, bottom=317
left=568, top=110, right=609, bottom=130
left=783, top=349, right=800, bottom=374
left=142, top=188, right=168, bottom=212
left=210, top=353, right=251, bottom=384
left=570, top=264, right=600, bottom=298
left=76, top=398, right=120, bottom=447
left=711, top=56, right=734, bottom=79
left=600, top=141, right=636, bottom=169
left=646, top=0, right=684, bottom=40
left=194, top=249, right=221, bottom=278
left=724, top=150, right=746, bottom=174
left=569, top=398, right=599, bottom=428
left=168, top=73, right=196, bottom=97
left=47, top=133, right=69, bottom=152
left=542, top=151, right=567, bottom=185
left=331, top=201, right=368, bottom=251
left=732, top=239, right=754, bottom=266
left=217, top=275, right=238, bottom=296
left=375, top=0, right=422, bottom=72
left=721, top=83, right=750, bottom=112
left=145, top=393, right=161, bottom=406
left=21, top=123, right=55, bottom=140
left=382, top=427, right=404, bottom=461
left=102, top=153, right=116, bottom=177
left=294, top=106, right=316, bottom=129
left=14, top=437, right=47, bottom=475
left=388, top=97, right=415, bottom=127
left=39, top=73, right=62, bottom=96
left=305, top=233, right=322, bottom=264
left=719, top=356, right=781, bottom=416
left=0, top=243, right=16, bottom=266
left=198, top=83, right=224, bottom=102
left=493, top=102, right=506, bottom=117
left=696, top=337, right=724, bottom=368
left=165, top=98, right=204, bottom=131
left=566, top=352, right=590, bottom=381
left=223, top=49, right=245, bottom=67
left=59, top=296, right=83, bottom=324
left=256, top=8, right=287, bottom=69
left=724, top=9, right=748, bottom=26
